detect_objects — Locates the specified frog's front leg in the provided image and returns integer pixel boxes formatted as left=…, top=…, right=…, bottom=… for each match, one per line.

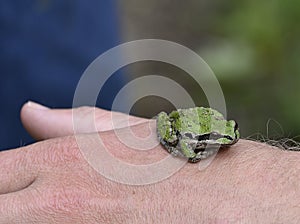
left=178, top=139, right=197, bottom=159
left=164, top=144, right=182, bottom=157
left=190, top=145, right=220, bottom=162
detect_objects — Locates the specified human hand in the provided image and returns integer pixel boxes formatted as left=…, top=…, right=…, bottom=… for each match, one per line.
left=2, top=102, right=164, bottom=223
left=0, top=102, right=299, bottom=223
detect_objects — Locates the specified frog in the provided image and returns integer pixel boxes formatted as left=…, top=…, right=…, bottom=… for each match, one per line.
left=156, top=107, right=240, bottom=163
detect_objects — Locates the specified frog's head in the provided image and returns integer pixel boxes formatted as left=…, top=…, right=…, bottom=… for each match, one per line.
left=212, top=119, right=240, bottom=145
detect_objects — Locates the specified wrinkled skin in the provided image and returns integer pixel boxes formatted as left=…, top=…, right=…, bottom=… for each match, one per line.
left=0, top=102, right=299, bottom=223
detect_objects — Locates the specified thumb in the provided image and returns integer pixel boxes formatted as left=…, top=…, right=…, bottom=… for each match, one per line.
left=21, top=101, right=148, bottom=140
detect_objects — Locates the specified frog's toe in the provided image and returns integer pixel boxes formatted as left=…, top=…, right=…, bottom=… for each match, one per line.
left=188, top=157, right=201, bottom=163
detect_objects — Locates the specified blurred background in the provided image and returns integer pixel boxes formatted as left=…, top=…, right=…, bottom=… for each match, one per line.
left=1, top=0, right=299, bottom=150
left=0, top=0, right=125, bottom=149
left=118, top=0, right=300, bottom=142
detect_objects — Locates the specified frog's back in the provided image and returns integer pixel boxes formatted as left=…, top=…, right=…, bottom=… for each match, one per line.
left=171, top=107, right=225, bottom=135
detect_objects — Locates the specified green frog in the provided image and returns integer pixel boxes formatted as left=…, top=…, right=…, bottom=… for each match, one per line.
left=156, top=107, right=240, bottom=163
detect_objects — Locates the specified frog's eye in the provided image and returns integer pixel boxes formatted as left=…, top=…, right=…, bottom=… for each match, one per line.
left=234, top=122, right=239, bottom=132
left=197, top=133, right=213, bottom=141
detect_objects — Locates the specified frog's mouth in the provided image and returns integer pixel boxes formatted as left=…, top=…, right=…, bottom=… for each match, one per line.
left=195, top=121, right=239, bottom=145
left=183, top=132, right=232, bottom=142
left=183, top=132, right=237, bottom=146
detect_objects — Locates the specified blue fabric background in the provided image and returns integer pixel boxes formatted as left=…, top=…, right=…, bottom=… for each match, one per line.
left=0, top=0, right=125, bottom=150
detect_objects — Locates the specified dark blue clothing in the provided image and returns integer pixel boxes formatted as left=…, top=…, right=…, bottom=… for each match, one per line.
left=0, top=0, right=124, bottom=150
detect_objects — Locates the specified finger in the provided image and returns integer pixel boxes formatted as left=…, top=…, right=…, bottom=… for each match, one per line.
left=0, top=146, right=38, bottom=195
left=21, top=101, right=148, bottom=140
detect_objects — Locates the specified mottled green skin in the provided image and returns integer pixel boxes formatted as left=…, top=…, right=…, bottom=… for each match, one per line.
left=157, top=107, right=240, bottom=163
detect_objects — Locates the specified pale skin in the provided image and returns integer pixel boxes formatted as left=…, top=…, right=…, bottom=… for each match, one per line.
left=0, top=101, right=299, bottom=223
